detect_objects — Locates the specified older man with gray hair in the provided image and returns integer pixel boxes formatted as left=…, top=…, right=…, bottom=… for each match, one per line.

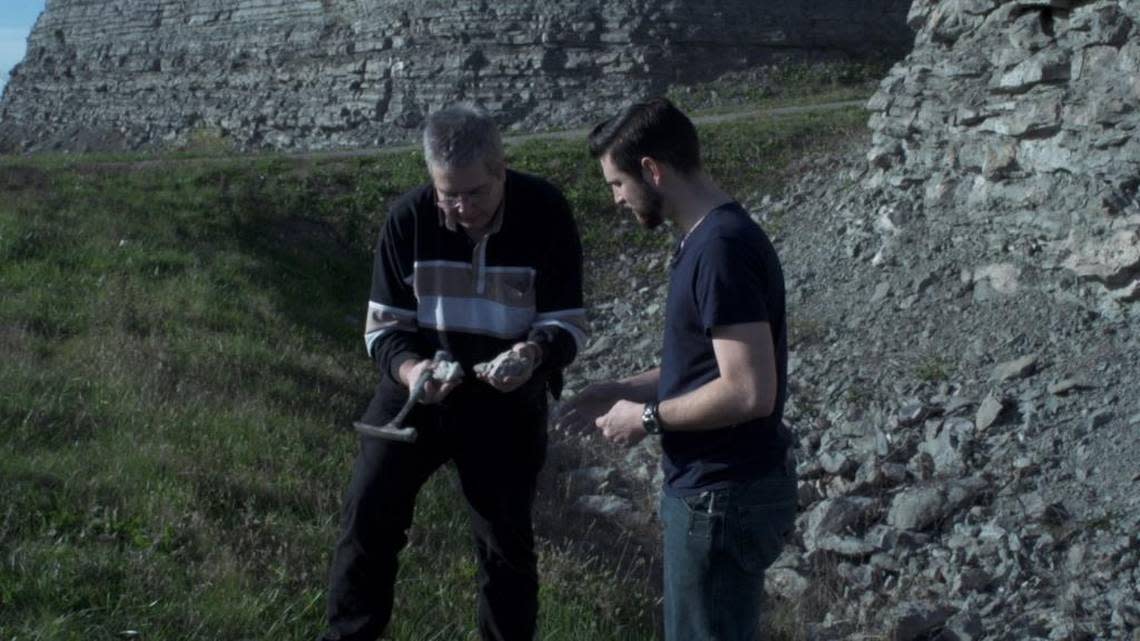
left=318, top=104, right=586, bottom=641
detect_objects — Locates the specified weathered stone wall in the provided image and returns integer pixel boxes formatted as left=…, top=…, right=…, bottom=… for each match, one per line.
left=866, top=0, right=1140, bottom=303
left=0, top=0, right=911, bottom=153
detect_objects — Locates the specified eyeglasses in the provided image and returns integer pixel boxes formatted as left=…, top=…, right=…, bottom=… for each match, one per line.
left=436, top=184, right=493, bottom=209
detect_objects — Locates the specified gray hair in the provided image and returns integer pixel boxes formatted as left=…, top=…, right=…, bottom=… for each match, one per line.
left=422, top=104, right=505, bottom=172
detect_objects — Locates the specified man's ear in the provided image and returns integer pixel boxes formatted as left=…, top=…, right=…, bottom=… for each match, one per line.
left=640, top=156, right=663, bottom=187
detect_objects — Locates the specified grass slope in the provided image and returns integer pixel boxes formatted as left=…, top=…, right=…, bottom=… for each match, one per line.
left=1, top=105, right=865, bottom=641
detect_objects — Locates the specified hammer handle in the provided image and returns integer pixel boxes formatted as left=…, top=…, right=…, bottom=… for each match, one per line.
left=353, top=421, right=418, bottom=443
left=391, top=365, right=434, bottom=425
left=353, top=351, right=453, bottom=443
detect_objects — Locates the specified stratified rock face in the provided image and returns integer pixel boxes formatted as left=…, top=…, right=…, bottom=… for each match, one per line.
left=866, top=0, right=1140, bottom=302
left=0, top=0, right=912, bottom=152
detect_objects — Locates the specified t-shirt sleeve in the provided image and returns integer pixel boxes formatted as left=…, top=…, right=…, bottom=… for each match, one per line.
left=694, top=235, right=770, bottom=334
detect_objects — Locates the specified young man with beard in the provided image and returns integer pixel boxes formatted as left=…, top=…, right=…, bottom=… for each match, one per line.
left=319, top=104, right=587, bottom=641
left=558, top=97, right=796, bottom=640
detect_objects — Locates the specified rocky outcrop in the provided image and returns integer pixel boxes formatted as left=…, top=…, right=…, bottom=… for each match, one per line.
left=865, top=0, right=1140, bottom=306
left=0, top=0, right=911, bottom=153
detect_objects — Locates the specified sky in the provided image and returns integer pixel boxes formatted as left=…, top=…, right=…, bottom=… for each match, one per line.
left=0, top=1, right=45, bottom=94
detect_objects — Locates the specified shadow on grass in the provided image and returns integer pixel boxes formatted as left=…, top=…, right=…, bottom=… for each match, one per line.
left=182, top=166, right=387, bottom=435
left=0, top=378, right=110, bottom=452
left=215, top=164, right=384, bottom=347
left=0, top=164, right=51, bottom=192
left=234, top=213, right=368, bottom=342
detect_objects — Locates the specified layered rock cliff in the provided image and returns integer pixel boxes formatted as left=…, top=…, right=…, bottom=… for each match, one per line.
left=0, top=0, right=911, bottom=152
left=865, top=0, right=1140, bottom=306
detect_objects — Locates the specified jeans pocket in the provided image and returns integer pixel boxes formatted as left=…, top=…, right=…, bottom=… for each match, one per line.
left=688, top=509, right=715, bottom=541
left=731, top=499, right=796, bottom=575
left=662, top=493, right=718, bottom=543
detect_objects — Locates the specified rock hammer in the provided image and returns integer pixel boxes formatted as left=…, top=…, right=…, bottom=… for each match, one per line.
left=353, top=350, right=456, bottom=443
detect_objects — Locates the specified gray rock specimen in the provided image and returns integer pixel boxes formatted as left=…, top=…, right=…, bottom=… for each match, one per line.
left=992, top=354, right=1039, bottom=382
left=975, top=393, right=1005, bottom=430
left=888, top=601, right=956, bottom=641
left=573, top=494, right=649, bottom=529
left=432, top=359, right=464, bottom=383
left=474, top=349, right=531, bottom=380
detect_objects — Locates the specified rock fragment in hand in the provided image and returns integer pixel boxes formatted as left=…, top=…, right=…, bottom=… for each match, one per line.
left=474, top=350, right=529, bottom=379
left=433, top=359, right=464, bottom=383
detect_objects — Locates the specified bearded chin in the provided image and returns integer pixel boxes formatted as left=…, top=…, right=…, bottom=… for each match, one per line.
left=634, top=188, right=665, bottom=229
left=635, top=208, right=663, bottom=229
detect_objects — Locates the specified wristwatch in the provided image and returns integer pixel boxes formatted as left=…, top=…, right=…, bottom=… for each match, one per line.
left=642, top=402, right=665, bottom=435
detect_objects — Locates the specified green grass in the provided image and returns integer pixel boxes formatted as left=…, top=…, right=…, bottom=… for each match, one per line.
left=667, top=61, right=888, bottom=116
left=914, top=354, right=953, bottom=383
left=0, top=100, right=865, bottom=640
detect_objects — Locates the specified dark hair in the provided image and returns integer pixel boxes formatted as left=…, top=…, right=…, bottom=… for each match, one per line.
left=587, top=97, right=701, bottom=176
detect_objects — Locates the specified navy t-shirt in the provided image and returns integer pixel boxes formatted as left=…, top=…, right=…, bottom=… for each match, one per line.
left=658, top=202, right=789, bottom=497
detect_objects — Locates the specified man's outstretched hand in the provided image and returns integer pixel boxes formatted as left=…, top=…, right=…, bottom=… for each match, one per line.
left=475, top=342, right=541, bottom=393
left=594, top=399, right=648, bottom=448
left=557, top=382, right=648, bottom=447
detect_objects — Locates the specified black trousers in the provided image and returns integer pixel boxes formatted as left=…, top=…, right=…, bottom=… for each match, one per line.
left=321, top=382, right=548, bottom=641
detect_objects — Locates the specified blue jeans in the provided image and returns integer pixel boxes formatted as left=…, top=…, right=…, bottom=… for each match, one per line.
left=660, top=471, right=797, bottom=641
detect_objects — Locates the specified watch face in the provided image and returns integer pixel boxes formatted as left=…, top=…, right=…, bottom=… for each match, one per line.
left=642, top=403, right=661, bottom=434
